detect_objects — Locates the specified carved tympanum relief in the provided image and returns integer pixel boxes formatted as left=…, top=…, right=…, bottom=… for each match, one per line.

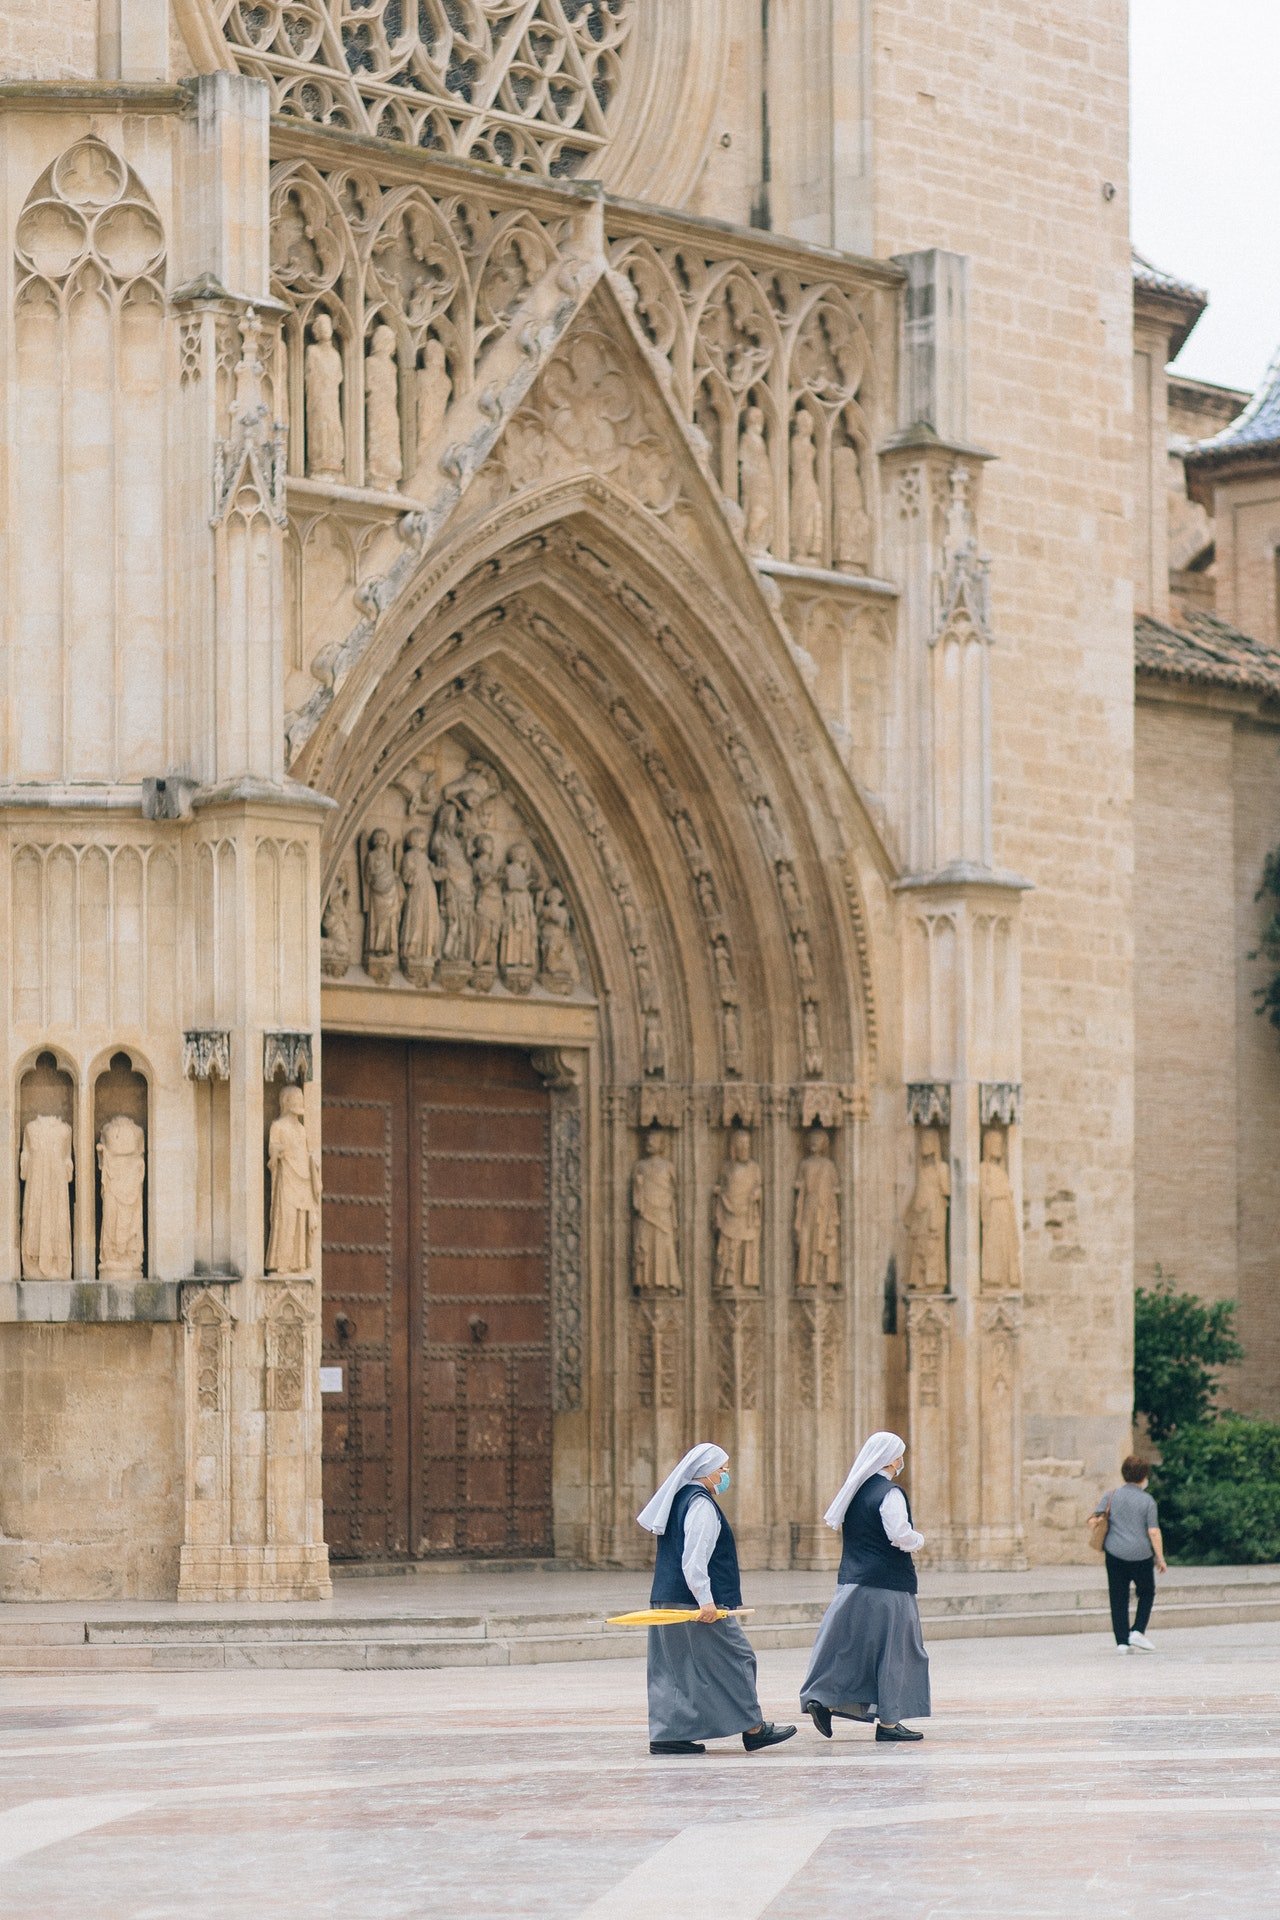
left=713, top=1127, right=763, bottom=1294
left=222, top=0, right=636, bottom=178
left=631, top=1128, right=680, bottom=1295
left=979, top=1127, right=1022, bottom=1292
left=608, top=229, right=883, bottom=575
left=325, top=737, right=588, bottom=999
left=265, top=1086, right=322, bottom=1275
left=905, top=1125, right=950, bottom=1293
left=794, top=1125, right=840, bottom=1292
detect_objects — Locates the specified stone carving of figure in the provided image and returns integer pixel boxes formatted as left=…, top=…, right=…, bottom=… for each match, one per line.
left=320, top=870, right=352, bottom=980
left=643, top=1008, right=665, bottom=1078
left=979, top=1128, right=1022, bottom=1290
left=539, top=885, right=579, bottom=994
left=20, top=1111, right=73, bottom=1281
left=631, top=1130, right=681, bottom=1294
left=789, top=409, right=823, bottom=565
left=266, top=1086, right=322, bottom=1276
left=738, top=403, right=774, bottom=554
left=97, top=1115, right=146, bottom=1280
left=364, top=324, right=402, bottom=489
left=398, top=825, right=439, bottom=983
left=794, top=1126, right=839, bottom=1291
left=833, top=437, right=871, bottom=572
left=500, top=841, right=538, bottom=989
left=430, top=801, right=475, bottom=977
left=905, top=1127, right=951, bottom=1292
left=722, top=1001, right=744, bottom=1077
left=713, top=1128, right=763, bottom=1292
left=444, top=755, right=499, bottom=831
left=802, top=1000, right=823, bottom=1078
left=362, top=828, right=402, bottom=982
left=305, top=312, right=344, bottom=479
left=415, top=337, right=452, bottom=471
left=470, top=832, right=503, bottom=987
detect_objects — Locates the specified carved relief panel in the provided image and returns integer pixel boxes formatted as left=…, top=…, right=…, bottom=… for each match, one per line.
left=324, top=735, right=588, bottom=1000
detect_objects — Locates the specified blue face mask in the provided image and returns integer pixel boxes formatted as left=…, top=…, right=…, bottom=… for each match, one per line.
left=715, top=1469, right=731, bottom=1495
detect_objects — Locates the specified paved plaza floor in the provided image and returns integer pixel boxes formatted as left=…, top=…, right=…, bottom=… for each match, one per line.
left=1, top=1619, right=1278, bottom=1917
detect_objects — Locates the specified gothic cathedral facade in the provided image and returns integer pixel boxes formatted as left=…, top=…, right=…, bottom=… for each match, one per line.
left=0, top=3, right=1145, bottom=1598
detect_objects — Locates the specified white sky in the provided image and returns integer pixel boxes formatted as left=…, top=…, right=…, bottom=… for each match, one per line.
left=1130, top=0, right=1280, bottom=394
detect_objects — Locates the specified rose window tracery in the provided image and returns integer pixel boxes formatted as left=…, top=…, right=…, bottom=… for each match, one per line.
left=218, top=0, right=636, bottom=177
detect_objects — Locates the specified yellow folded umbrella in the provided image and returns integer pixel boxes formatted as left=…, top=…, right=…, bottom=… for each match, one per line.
left=606, top=1607, right=756, bottom=1626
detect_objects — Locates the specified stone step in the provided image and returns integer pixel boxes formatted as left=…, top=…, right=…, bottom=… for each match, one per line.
left=4, top=1585, right=1280, bottom=1672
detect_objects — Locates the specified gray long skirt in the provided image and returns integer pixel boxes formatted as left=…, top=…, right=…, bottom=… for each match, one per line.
left=647, top=1617, right=763, bottom=1742
left=800, top=1583, right=931, bottom=1725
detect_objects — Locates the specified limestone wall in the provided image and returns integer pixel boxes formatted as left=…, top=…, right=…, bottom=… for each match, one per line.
left=0, top=1324, right=182, bottom=1597
left=869, top=0, right=1135, bottom=1556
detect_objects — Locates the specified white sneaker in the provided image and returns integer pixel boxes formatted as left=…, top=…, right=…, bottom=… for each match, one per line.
left=1114, top=1642, right=1133, bottom=1654
left=1128, top=1630, right=1155, bottom=1652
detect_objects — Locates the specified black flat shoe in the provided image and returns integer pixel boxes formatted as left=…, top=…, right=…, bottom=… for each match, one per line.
left=743, top=1721, right=797, bottom=1752
left=649, top=1740, right=705, bottom=1755
left=803, top=1700, right=832, bottom=1739
left=875, top=1722, right=924, bottom=1743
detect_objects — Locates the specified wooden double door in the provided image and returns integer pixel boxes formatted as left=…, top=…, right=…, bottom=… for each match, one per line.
left=320, top=1037, right=553, bottom=1561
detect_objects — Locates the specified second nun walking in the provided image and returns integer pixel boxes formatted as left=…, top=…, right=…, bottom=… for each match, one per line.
left=800, top=1430, right=932, bottom=1743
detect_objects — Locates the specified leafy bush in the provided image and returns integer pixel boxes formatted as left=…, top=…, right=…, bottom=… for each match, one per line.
left=1151, top=1416, right=1280, bottom=1565
left=1134, top=1268, right=1242, bottom=1443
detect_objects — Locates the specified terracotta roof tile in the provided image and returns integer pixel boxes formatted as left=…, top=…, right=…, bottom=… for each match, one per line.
left=1186, top=341, right=1280, bottom=463
left=1136, top=609, right=1280, bottom=699
left=1131, top=248, right=1207, bottom=307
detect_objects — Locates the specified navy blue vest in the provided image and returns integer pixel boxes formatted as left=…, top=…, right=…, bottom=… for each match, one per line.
left=650, top=1483, right=743, bottom=1609
left=837, top=1472, right=918, bottom=1594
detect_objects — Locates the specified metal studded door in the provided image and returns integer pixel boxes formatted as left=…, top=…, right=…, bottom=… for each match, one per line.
left=320, top=1034, right=412, bottom=1560
left=410, top=1044, right=553, bottom=1558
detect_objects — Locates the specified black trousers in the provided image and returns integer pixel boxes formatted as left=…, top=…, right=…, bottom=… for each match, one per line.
left=1105, top=1551, right=1155, bottom=1643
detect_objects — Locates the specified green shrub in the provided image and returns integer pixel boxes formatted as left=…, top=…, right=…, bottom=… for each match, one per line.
left=1252, top=845, right=1280, bottom=1034
left=1151, top=1416, right=1280, bottom=1565
left=1134, top=1268, right=1242, bottom=1443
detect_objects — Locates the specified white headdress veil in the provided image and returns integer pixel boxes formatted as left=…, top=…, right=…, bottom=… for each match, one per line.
left=637, top=1442, right=728, bottom=1535
left=823, top=1431, right=906, bottom=1530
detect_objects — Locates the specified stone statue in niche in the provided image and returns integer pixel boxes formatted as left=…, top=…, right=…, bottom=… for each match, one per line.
left=431, top=800, right=475, bottom=986
left=794, top=1126, right=839, bottom=1291
left=304, top=313, right=344, bottom=480
left=470, top=831, right=503, bottom=990
left=802, top=1000, right=823, bottom=1078
left=713, top=1128, right=763, bottom=1293
left=631, top=1130, right=681, bottom=1295
left=500, top=842, right=538, bottom=993
left=97, top=1115, right=146, bottom=1280
left=19, top=1112, right=73, bottom=1281
left=361, top=827, right=402, bottom=983
left=832, top=437, right=871, bottom=572
left=722, top=1001, right=744, bottom=1077
left=905, top=1127, right=950, bottom=1292
left=789, top=409, right=823, bottom=565
left=979, top=1128, right=1022, bottom=1290
left=266, top=1086, right=322, bottom=1276
left=415, top=337, right=452, bottom=471
left=364, top=324, right=402, bottom=489
left=398, top=825, right=439, bottom=985
left=738, top=403, right=774, bottom=554
left=538, top=885, right=579, bottom=995
left=320, top=871, right=352, bottom=979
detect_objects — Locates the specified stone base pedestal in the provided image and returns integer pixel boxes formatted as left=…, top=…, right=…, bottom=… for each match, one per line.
left=177, top=1543, right=332, bottom=1603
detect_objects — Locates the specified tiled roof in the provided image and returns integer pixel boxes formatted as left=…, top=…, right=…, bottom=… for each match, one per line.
left=1131, top=248, right=1207, bottom=308
left=1136, top=609, right=1280, bottom=699
left=1186, top=340, right=1280, bottom=462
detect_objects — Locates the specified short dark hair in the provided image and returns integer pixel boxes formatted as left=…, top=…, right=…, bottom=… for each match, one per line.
left=1121, top=1455, right=1151, bottom=1484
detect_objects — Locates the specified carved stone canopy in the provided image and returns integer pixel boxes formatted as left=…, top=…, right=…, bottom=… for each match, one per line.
left=979, top=1082, right=1022, bottom=1127
left=183, top=1030, right=231, bottom=1082
left=264, top=1031, right=314, bottom=1084
left=795, top=1083, right=856, bottom=1130
left=907, top=1081, right=951, bottom=1128
left=636, top=1085, right=685, bottom=1130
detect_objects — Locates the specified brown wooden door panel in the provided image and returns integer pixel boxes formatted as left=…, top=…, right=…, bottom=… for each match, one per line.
left=322, top=1035, right=553, bottom=1563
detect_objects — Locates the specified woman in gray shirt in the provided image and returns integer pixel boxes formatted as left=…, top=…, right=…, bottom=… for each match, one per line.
left=1094, top=1455, right=1167, bottom=1651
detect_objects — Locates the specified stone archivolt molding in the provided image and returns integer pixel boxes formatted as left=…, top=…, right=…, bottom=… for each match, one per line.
left=221, top=0, right=636, bottom=178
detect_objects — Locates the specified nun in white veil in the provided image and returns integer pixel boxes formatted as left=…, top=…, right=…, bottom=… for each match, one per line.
left=638, top=1443, right=795, bottom=1757
left=799, top=1431, right=931, bottom=1743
